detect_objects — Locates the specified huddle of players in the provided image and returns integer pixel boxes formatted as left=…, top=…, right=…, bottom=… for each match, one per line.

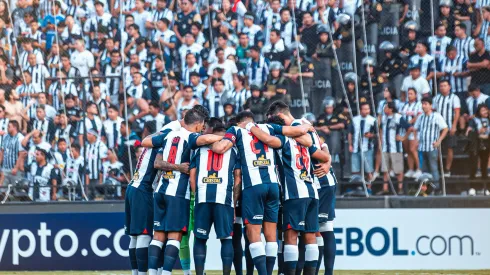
left=125, top=102, right=338, bottom=275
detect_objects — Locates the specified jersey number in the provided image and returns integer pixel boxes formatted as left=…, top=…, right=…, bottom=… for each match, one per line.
left=249, top=133, right=269, bottom=154
left=207, top=150, right=223, bottom=171
left=295, top=145, right=309, bottom=170
left=167, top=137, right=181, bottom=164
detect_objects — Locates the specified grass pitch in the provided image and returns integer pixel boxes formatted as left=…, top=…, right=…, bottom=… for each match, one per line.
left=1, top=271, right=489, bottom=275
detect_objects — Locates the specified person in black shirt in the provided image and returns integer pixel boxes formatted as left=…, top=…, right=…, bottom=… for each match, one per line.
left=468, top=38, right=490, bottom=95
left=439, top=1, right=456, bottom=38
left=300, top=12, right=318, bottom=57
left=64, top=94, right=81, bottom=130
left=360, top=57, right=384, bottom=102
left=400, top=22, right=418, bottom=58
left=379, top=41, right=407, bottom=97
left=313, top=24, right=335, bottom=60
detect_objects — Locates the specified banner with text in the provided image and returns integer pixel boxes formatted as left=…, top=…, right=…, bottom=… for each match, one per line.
left=0, top=209, right=488, bottom=270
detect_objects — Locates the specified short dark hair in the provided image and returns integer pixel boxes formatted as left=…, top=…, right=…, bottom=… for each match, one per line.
left=8, top=120, right=19, bottom=131
left=184, top=108, right=206, bottom=125
left=270, top=29, right=281, bottom=37
left=267, top=101, right=290, bottom=117
left=149, top=101, right=160, bottom=109
left=108, top=104, right=119, bottom=112
left=72, top=143, right=81, bottom=153
left=456, top=23, right=467, bottom=30
left=58, top=138, right=67, bottom=144
left=360, top=102, right=370, bottom=109
left=235, top=111, right=255, bottom=123
left=421, top=97, right=433, bottom=105
left=207, top=117, right=226, bottom=133
left=0, top=105, right=5, bottom=111
left=192, top=105, right=210, bottom=119
left=469, top=84, right=480, bottom=92
left=439, top=79, right=450, bottom=86
left=385, top=101, right=397, bottom=113
left=446, top=45, right=456, bottom=53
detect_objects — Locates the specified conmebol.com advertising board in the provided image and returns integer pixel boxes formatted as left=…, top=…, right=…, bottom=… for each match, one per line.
left=0, top=209, right=488, bottom=271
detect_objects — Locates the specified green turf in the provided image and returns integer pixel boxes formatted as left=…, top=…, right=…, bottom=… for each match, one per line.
left=1, top=271, right=489, bottom=275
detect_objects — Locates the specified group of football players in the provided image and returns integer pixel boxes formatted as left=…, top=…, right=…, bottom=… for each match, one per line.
left=124, top=101, right=337, bottom=275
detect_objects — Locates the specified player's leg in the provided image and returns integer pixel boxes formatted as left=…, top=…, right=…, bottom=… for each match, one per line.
left=193, top=202, right=212, bottom=275
left=303, top=198, right=320, bottom=275
left=315, top=232, right=323, bottom=275
left=263, top=183, right=280, bottom=275
left=136, top=235, right=152, bottom=275
left=161, top=195, right=190, bottom=274
left=295, top=234, right=305, bottom=275
left=149, top=193, right=167, bottom=275
left=214, top=203, right=235, bottom=275
left=244, top=229, right=255, bottom=275
left=233, top=199, right=243, bottom=275
left=124, top=187, right=138, bottom=275
left=129, top=236, right=138, bottom=275
left=180, top=192, right=195, bottom=275
left=282, top=198, right=308, bottom=275
left=242, top=185, right=268, bottom=275
left=319, top=186, right=336, bottom=275
left=277, top=204, right=285, bottom=275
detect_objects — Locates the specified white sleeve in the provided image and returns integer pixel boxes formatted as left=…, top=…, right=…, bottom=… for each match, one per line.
left=99, top=143, right=108, bottom=158
left=437, top=114, right=448, bottom=129
left=414, top=116, right=421, bottom=130
left=453, top=96, right=461, bottom=109
left=36, top=52, right=44, bottom=65
left=401, top=77, right=409, bottom=92
left=421, top=79, right=431, bottom=94
left=87, top=52, right=95, bottom=68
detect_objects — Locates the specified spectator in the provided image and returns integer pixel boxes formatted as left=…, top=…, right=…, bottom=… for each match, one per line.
left=205, top=78, right=229, bottom=118
left=102, top=149, right=125, bottom=198
left=465, top=85, right=490, bottom=123
left=0, top=121, right=25, bottom=185
left=262, top=29, right=289, bottom=67
left=241, top=13, right=261, bottom=47
left=410, top=40, right=435, bottom=82
left=466, top=104, right=490, bottom=179
left=247, top=46, right=269, bottom=86
left=401, top=62, right=431, bottom=100
left=438, top=45, right=469, bottom=101
left=84, top=129, right=108, bottom=199
left=30, top=104, right=55, bottom=143
left=27, top=52, right=50, bottom=93
left=28, top=144, right=59, bottom=201
left=399, top=88, right=422, bottom=179
left=3, top=89, right=24, bottom=131
left=467, top=38, right=490, bottom=95
left=379, top=102, right=404, bottom=195
left=428, top=24, right=451, bottom=64
left=243, top=84, right=268, bottom=122
left=54, top=112, right=75, bottom=147
left=348, top=102, right=376, bottom=185
left=433, top=80, right=461, bottom=177
left=0, top=104, right=8, bottom=148
left=63, top=143, right=84, bottom=195
left=452, top=23, right=474, bottom=61
left=144, top=101, right=171, bottom=130
left=70, top=38, right=95, bottom=78
left=406, top=97, right=448, bottom=188
left=103, top=104, right=124, bottom=149
left=230, top=74, right=250, bottom=113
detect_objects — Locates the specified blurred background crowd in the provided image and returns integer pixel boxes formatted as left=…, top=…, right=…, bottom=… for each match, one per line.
left=0, top=0, right=489, bottom=201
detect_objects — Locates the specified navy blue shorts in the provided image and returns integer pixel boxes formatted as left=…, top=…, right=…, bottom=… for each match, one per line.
left=153, top=193, right=190, bottom=233
left=318, top=185, right=336, bottom=223
left=242, top=184, right=280, bottom=225
left=194, top=203, right=234, bottom=239
left=282, top=198, right=319, bottom=233
left=125, top=186, right=154, bottom=236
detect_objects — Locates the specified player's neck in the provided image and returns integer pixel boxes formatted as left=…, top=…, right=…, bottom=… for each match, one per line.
left=284, top=114, right=294, bottom=126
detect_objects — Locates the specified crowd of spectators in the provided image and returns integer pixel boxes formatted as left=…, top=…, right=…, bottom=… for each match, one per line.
left=0, top=0, right=489, bottom=200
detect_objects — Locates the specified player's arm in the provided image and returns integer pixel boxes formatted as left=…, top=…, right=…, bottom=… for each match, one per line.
left=280, top=124, right=312, bottom=137
left=191, top=134, right=224, bottom=148
left=210, top=129, right=237, bottom=154
left=189, top=167, right=197, bottom=194
left=141, top=131, right=168, bottom=148
left=154, top=152, right=190, bottom=174
left=248, top=123, right=283, bottom=149
left=233, top=169, right=242, bottom=208
left=312, top=144, right=332, bottom=178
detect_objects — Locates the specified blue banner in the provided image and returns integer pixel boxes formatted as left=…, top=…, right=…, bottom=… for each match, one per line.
left=0, top=212, right=129, bottom=271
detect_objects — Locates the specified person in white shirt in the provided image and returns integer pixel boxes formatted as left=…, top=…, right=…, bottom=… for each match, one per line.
left=241, top=12, right=262, bottom=46
left=401, top=63, right=431, bottom=100
left=207, top=48, right=238, bottom=89
left=103, top=105, right=124, bottom=149
left=207, top=34, right=236, bottom=64
left=83, top=1, right=112, bottom=36
left=178, top=33, right=203, bottom=71
left=153, top=18, right=177, bottom=59
left=27, top=53, right=50, bottom=94
left=132, top=0, right=152, bottom=37
left=70, top=39, right=95, bottom=78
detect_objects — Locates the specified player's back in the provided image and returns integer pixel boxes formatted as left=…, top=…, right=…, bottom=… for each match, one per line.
left=129, top=147, right=160, bottom=193
left=279, top=132, right=318, bottom=201
left=226, top=124, right=279, bottom=189
left=155, top=128, right=194, bottom=199
left=193, top=146, right=239, bottom=206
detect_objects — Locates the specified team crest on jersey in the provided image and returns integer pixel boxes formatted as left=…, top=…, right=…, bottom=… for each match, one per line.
left=132, top=171, right=139, bottom=181
left=202, top=173, right=222, bottom=184
left=300, top=171, right=312, bottom=182
left=253, top=155, right=271, bottom=167
left=163, top=171, right=175, bottom=179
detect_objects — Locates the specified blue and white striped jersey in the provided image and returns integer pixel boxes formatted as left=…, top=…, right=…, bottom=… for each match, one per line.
left=439, top=56, right=468, bottom=93
left=452, top=36, right=475, bottom=61
left=410, top=54, right=435, bottom=79
left=428, top=35, right=452, bottom=61
left=129, top=147, right=161, bottom=193
left=191, top=146, right=239, bottom=206
left=466, top=94, right=489, bottom=116
left=381, top=114, right=403, bottom=153
left=224, top=124, right=279, bottom=189
left=433, top=93, right=461, bottom=130
left=377, top=99, right=403, bottom=119
left=414, top=112, right=448, bottom=152
left=153, top=128, right=199, bottom=199
left=349, top=115, right=377, bottom=153
left=288, top=120, right=336, bottom=189
left=273, top=128, right=319, bottom=201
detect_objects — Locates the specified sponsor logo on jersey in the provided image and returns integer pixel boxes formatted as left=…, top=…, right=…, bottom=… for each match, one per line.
left=253, top=215, right=263, bottom=220
left=197, top=228, right=207, bottom=234
left=162, top=171, right=175, bottom=179
left=202, top=173, right=222, bottom=184
left=132, top=171, right=139, bottom=181
left=319, top=213, right=329, bottom=218
left=299, top=221, right=305, bottom=226
left=300, top=171, right=312, bottom=182
left=253, top=155, right=271, bottom=167
left=153, top=221, right=161, bottom=227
